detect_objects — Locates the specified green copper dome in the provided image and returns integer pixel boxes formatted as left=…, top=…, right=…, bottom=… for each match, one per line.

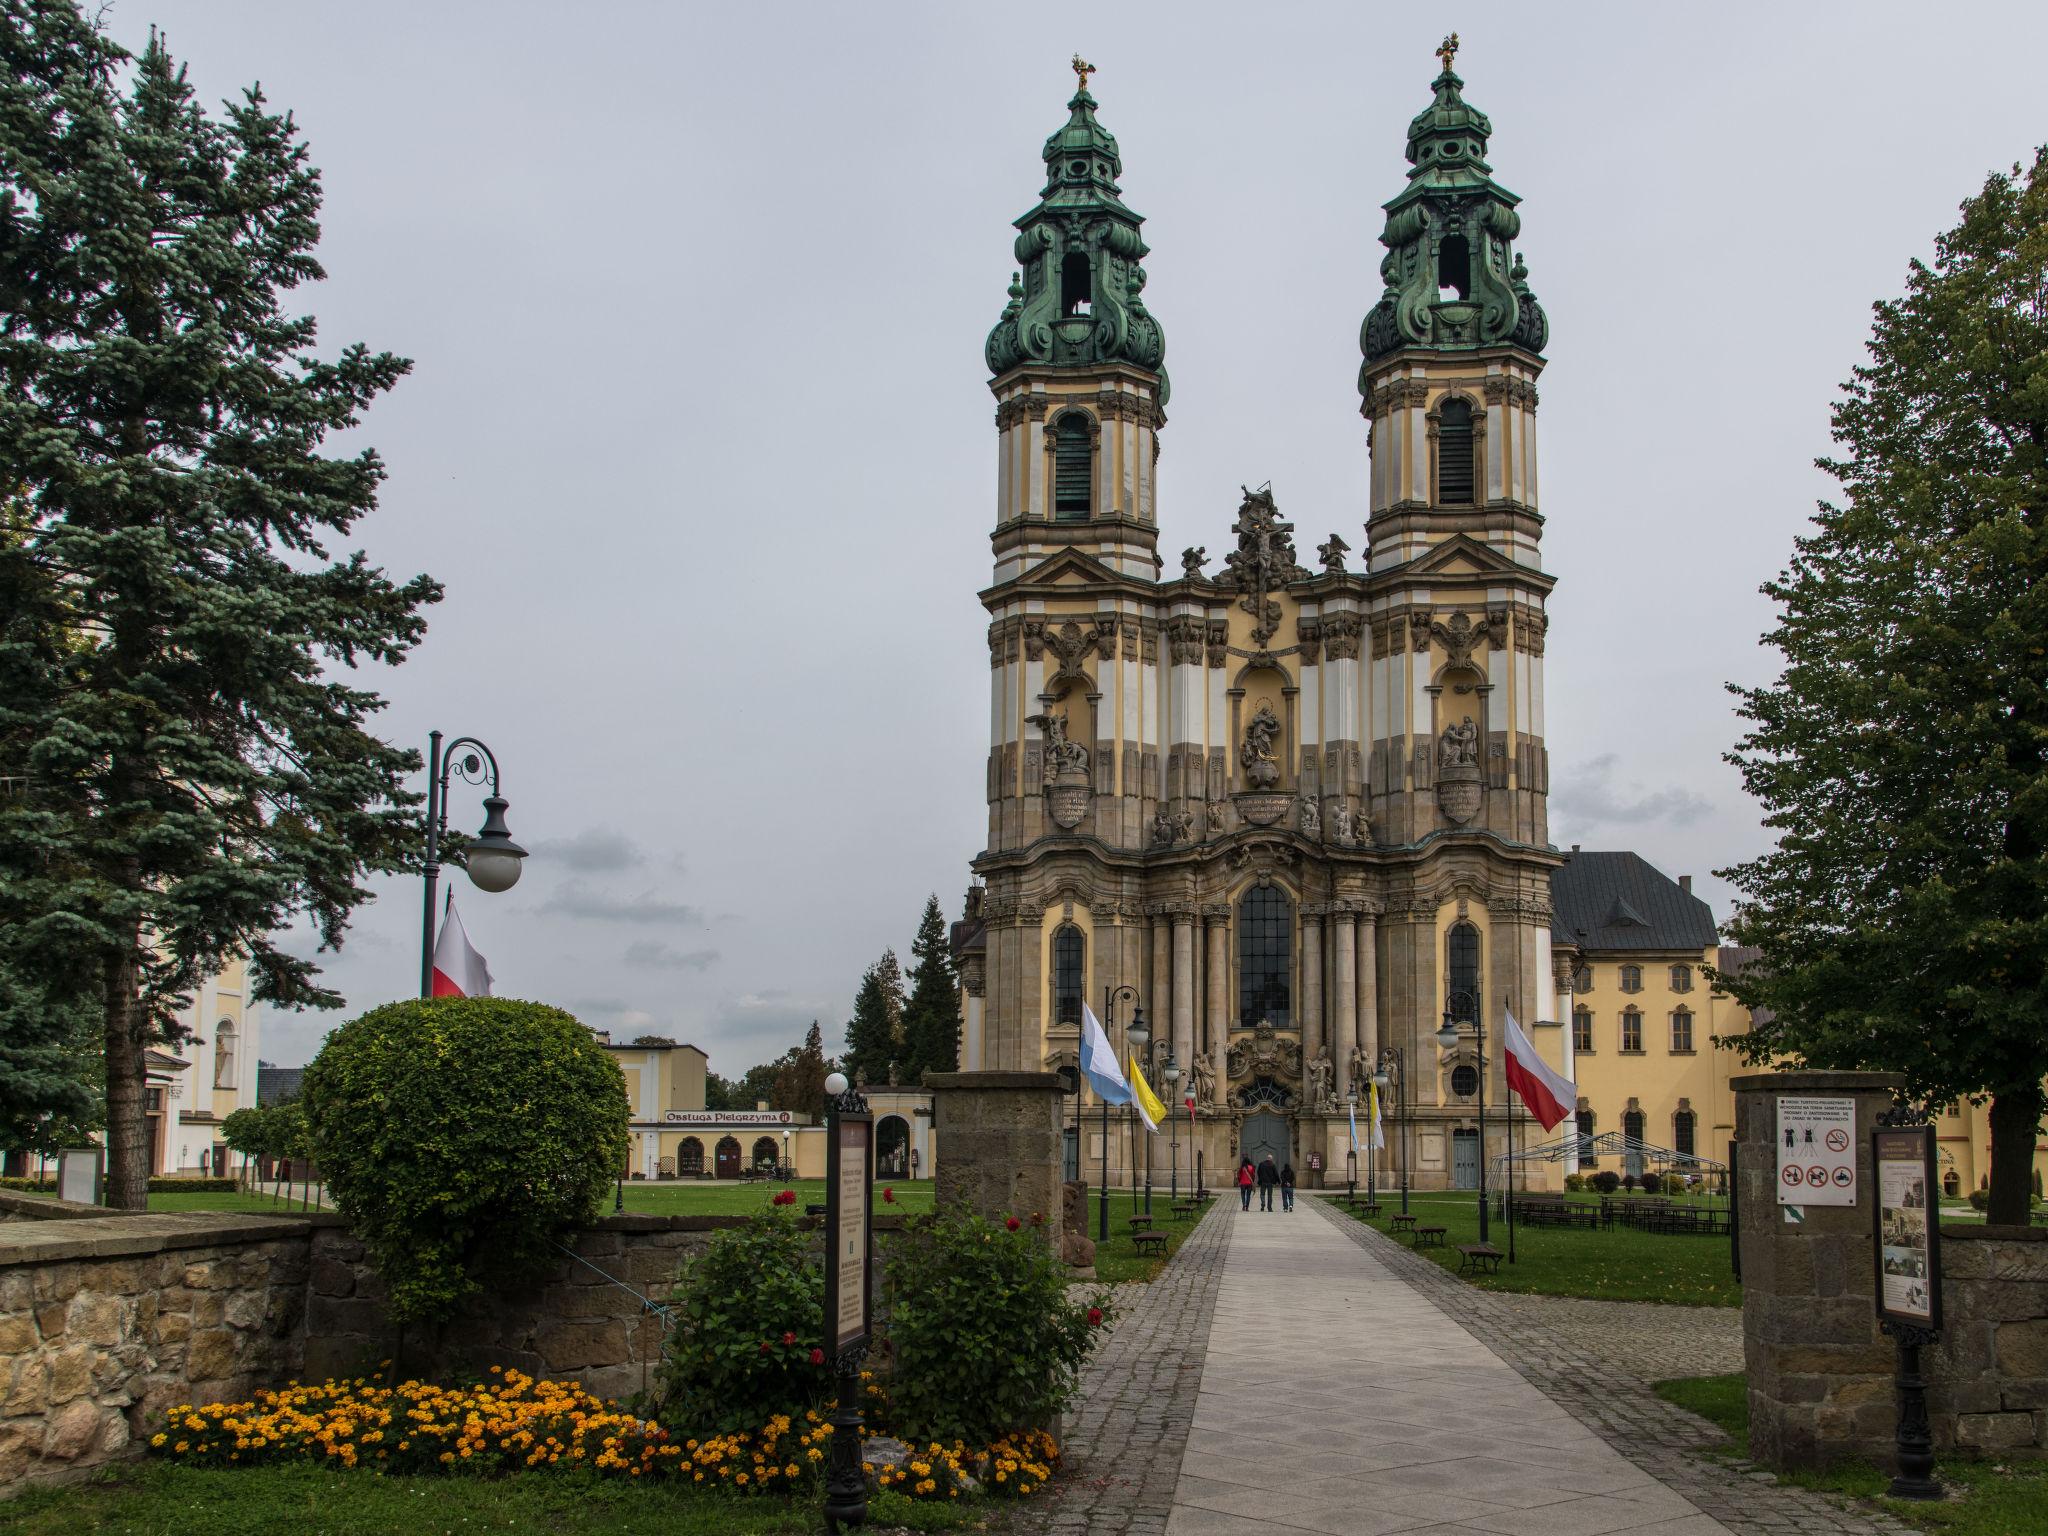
left=1359, top=46, right=1547, bottom=381
left=986, top=69, right=1168, bottom=396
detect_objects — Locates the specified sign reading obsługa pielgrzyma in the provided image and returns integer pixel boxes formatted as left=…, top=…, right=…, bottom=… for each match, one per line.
left=662, top=1111, right=794, bottom=1125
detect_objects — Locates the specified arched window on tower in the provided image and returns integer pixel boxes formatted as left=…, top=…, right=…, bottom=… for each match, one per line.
left=1053, top=414, right=1093, bottom=519
left=1051, top=924, right=1085, bottom=1027
left=1436, top=398, right=1475, bottom=506
left=1446, top=922, right=1481, bottom=1024
left=1436, top=233, right=1471, bottom=302
left=1237, top=887, right=1292, bottom=1030
left=1060, top=251, right=1093, bottom=316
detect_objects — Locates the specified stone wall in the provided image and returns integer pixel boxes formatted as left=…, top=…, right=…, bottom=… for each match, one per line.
left=1928, top=1225, right=2048, bottom=1454
left=925, top=1070, right=1065, bottom=1239
left=0, top=1202, right=911, bottom=1493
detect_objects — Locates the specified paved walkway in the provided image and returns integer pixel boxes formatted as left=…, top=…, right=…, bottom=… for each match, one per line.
left=1166, top=1200, right=1729, bottom=1536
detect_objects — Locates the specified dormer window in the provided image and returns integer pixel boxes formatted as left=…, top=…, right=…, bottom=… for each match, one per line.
left=1060, top=252, right=1092, bottom=317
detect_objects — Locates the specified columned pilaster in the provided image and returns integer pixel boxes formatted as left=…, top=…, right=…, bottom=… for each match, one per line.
left=1204, top=907, right=1230, bottom=1080
left=1356, top=909, right=1379, bottom=1068
left=1300, top=906, right=1325, bottom=1076
left=1171, top=911, right=1196, bottom=1090
left=1331, top=909, right=1358, bottom=1102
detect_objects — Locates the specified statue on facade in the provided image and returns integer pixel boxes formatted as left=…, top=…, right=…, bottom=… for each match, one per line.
left=1298, top=795, right=1320, bottom=837
left=1317, top=532, right=1350, bottom=575
left=1191, top=1050, right=1217, bottom=1109
left=1438, top=715, right=1480, bottom=769
left=1031, top=710, right=1091, bottom=782
left=1150, top=803, right=1179, bottom=847
left=1240, top=703, right=1282, bottom=791
left=887, top=1059, right=900, bottom=1087
left=1328, top=800, right=1356, bottom=845
left=1175, top=804, right=1197, bottom=843
left=1206, top=797, right=1232, bottom=836
left=1305, top=1045, right=1334, bottom=1113
left=1349, top=1043, right=1370, bottom=1098
left=854, top=1067, right=869, bottom=1091
left=1180, top=545, right=1207, bottom=579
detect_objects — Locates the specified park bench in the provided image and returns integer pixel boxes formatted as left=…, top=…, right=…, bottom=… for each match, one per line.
left=1389, top=1213, right=1418, bottom=1236
left=1359, top=1202, right=1382, bottom=1218
left=1132, top=1229, right=1168, bottom=1256
left=1457, top=1243, right=1504, bottom=1276
left=1170, top=1202, right=1199, bottom=1220
left=1127, top=1213, right=1154, bottom=1231
left=1413, top=1224, right=1447, bottom=1249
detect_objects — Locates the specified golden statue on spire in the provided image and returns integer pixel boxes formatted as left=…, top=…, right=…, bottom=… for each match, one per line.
left=1436, top=33, right=1460, bottom=73
left=1071, top=54, right=1096, bottom=92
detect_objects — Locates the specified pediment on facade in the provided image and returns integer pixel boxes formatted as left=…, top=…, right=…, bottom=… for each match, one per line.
left=1399, top=533, right=1527, bottom=580
left=1012, top=549, right=1124, bottom=589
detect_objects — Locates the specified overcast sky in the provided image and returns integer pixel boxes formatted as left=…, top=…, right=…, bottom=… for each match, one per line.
left=99, top=2, right=2048, bottom=1074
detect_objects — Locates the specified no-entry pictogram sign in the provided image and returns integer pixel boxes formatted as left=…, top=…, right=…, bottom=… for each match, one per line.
left=1778, top=1097, right=1857, bottom=1206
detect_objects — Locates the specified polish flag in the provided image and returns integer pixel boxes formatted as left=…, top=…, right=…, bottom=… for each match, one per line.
left=1502, top=1004, right=1573, bottom=1130
left=430, top=897, right=494, bottom=998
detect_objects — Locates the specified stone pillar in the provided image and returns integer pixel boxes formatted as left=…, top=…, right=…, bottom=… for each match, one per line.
left=926, top=1070, right=1066, bottom=1243
left=1356, top=911, right=1378, bottom=1065
left=1171, top=913, right=1195, bottom=1089
left=1301, top=907, right=1324, bottom=1072
left=1734, top=1069, right=1903, bottom=1472
left=1204, top=908, right=1230, bottom=1075
left=1331, top=910, right=1358, bottom=1102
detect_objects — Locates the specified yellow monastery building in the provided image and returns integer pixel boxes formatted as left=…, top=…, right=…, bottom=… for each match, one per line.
left=143, top=957, right=262, bottom=1177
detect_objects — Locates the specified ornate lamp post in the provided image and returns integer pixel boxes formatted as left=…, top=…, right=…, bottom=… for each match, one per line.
left=1346, top=1086, right=1360, bottom=1200
left=1126, top=1007, right=1151, bottom=1217
left=1377, top=1046, right=1410, bottom=1215
left=1435, top=994, right=1486, bottom=1241
left=1163, top=1053, right=1182, bottom=1201
left=418, top=731, right=528, bottom=997
left=1100, top=985, right=1142, bottom=1242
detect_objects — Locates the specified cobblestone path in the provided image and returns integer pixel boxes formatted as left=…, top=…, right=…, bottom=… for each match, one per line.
left=1309, top=1197, right=1915, bottom=1536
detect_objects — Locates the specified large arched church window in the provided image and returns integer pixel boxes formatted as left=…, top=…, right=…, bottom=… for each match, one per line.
left=1053, top=413, right=1093, bottom=520
left=1446, top=921, right=1481, bottom=1024
left=1436, top=397, right=1475, bottom=506
left=1051, top=924, right=1085, bottom=1027
left=1236, top=887, right=1292, bottom=1029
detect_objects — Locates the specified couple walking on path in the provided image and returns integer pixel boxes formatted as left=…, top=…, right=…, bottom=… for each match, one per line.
left=1234, top=1153, right=1294, bottom=1212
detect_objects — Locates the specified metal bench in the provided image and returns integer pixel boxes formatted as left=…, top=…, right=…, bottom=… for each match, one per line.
left=1359, top=1202, right=1382, bottom=1218
left=1389, top=1213, right=1418, bottom=1235
left=1127, top=1213, right=1154, bottom=1231
left=1413, top=1224, right=1447, bottom=1249
left=1170, top=1202, right=1199, bottom=1220
left=1457, top=1243, right=1504, bottom=1275
left=1132, top=1229, right=1168, bottom=1256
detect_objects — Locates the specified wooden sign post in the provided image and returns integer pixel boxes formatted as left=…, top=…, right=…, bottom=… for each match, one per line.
left=822, top=1077, right=872, bottom=1533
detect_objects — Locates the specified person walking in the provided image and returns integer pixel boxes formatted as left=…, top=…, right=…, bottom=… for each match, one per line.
left=1257, top=1154, right=1278, bottom=1212
left=1236, top=1155, right=1255, bottom=1211
left=1280, top=1160, right=1296, bottom=1212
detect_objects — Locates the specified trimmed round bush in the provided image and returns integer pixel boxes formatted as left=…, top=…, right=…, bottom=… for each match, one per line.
left=1638, top=1172, right=1663, bottom=1195
left=1590, top=1170, right=1621, bottom=1195
left=302, top=997, right=628, bottom=1324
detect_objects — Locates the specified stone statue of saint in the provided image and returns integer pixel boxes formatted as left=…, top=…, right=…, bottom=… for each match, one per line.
left=1151, top=804, right=1178, bottom=847
left=887, top=1059, right=900, bottom=1087
left=1180, top=545, right=1207, bottom=579
left=1298, top=795, right=1320, bottom=837
left=1191, top=1051, right=1217, bottom=1108
left=1033, top=710, right=1091, bottom=781
left=1328, top=801, right=1355, bottom=844
left=854, top=1067, right=869, bottom=1091
left=1349, top=1043, right=1369, bottom=1096
left=1240, top=703, right=1282, bottom=791
left=1305, top=1045, right=1334, bottom=1112
left=1439, top=715, right=1479, bottom=768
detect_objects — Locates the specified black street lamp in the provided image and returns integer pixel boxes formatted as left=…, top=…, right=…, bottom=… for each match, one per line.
left=1164, top=1053, right=1182, bottom=1201
left=418, top=731, right=528, bottom=997
left=1435, top=994, right=1486, bottom=1242
left=1100, top=985, right=1142, bottom=1243
left=1127, top=1008, right=1151, bottom=1218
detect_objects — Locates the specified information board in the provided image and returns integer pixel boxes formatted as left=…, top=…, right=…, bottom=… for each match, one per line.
left=825, top=1115, right=870, bottom=1356
left=57, top=1147, right=101, bottom=1206
left=1776, top=1096, right=1857, bottom=1206
left=1873, top=1126, right=1941, bottom=1330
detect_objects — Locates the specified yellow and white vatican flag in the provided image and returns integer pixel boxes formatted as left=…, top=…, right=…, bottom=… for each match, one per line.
left=1128, top=1054, right=1167, bottom=1133
left=1368, top=1079, right=1386, bottom=1152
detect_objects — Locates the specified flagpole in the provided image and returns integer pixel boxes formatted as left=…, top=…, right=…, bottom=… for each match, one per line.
left=1507, top=995, right=1517, bottom=1265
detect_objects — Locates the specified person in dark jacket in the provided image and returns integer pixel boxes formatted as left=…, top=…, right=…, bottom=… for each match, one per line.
left=1280, top=1160, right=1296, bottom=1212
left=1236, top=1155, right=1255, bottom=1210
left=1256, top=1154, right=1279, bottom=1211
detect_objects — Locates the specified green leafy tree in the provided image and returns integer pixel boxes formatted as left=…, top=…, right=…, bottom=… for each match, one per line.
left=768, top=1021, right=829, bottom=1114
left=300, top=998, right=627, bottom=1324
left=1719, top=149, right=2048, bottom=1226
left=0, top=8, right=436, bottom=1209
left=901, top=894, right=961, bottom=1079
left=730, top=1059, right=779, bottom=1112
left=702, top=1071, right=735, bottom=1113
left=841, top=949, right=904, bottom=1086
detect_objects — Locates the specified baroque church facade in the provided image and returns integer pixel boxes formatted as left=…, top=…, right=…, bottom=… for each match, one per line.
left=955, top=50, right=1573, bottom=1190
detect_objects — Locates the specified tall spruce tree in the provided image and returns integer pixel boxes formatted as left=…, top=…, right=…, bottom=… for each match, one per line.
left=0, top=9, right=435, bottom=1208
left=842, top=949, right=904, bottom=1087
left=769, top=1021, right=830, bottom=1114
left=1719, top=150, right=2048, bottom=1225
left=901, top=894, right=960, bottom=1079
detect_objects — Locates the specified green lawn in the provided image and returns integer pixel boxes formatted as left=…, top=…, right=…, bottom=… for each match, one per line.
left=0, top=1462, right=992, bottom=1535
left=618, top=1179, right=935, bottom=1217
left=1083, top=1190, right=1207, bottom=1284
left=1654, top=1373, right=2048, bottom=1535
left=1328, top=1190, right=1741, bottom=1306
left=3, top=1187, right=329, bottom=1215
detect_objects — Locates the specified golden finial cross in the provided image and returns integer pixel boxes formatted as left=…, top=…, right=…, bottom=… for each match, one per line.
left=1072, top=54, right=1096, bottom=92
left=1436, top=33, right=1460, bottom=73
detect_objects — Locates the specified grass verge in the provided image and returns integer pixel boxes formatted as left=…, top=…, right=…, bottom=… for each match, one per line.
left=1653, top=1373, right=2048, bottom=1535
left=1327, top=1190, right=1741, bottom=1306
left=0, top=1461, right=995, bottom=1535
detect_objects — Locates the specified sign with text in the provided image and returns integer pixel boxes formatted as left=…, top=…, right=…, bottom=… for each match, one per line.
left=1776, top=1096, right=1857, bottom=1206
left=1873, top=1126, right=1941, bottom=1331
left=662, top=1110, right=793, bottom=1126
left=824, top=1112, right=871, bottom=1358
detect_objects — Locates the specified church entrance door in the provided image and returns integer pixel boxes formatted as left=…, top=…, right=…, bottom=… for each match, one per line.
left=1240, top=1112, right=1290, bottom=1174
left=1452, top=1128, right=1480, bottom=1190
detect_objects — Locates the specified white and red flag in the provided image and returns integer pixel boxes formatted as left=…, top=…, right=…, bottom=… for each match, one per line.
left=430, top=896, right=494, bottom=998
left=1502, top=1003, right=1573, bottom=1130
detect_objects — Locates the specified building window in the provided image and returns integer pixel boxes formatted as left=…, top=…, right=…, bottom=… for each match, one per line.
left=1436, top=397, right=1475, bottom=505
left=213, top=1019, right=236, bottom=1089
left=1237, top=887, right=1292, bottom=1029
left=677, top=1137, right=704, bottom=1176
left=1670, top=1009, right=1694, bottom=1053
left=1618, top=964, right=1642, bottom=994
left=1576, top=1108, right=1597, bottom=1166
left=1572, top=1007, right=1593, bottom=1053
left=1060, top=250, right=1092, bottom=316
left=1572, top=963, right=1593, bottom=994
left=1670, top=964, right=1693, bottom=993
left=1052, top=924, right=1085, bottom=1027
left=1623, top=1109, right=1645, bottom=1143
left=1673, top=1110, right=1696, bottom=1158
left=1446, top=922, right=1481, bottom=1024
left=1053, top=413, right=1093, bottom=519
left=1620, top=1009, right=1643, bottom=1053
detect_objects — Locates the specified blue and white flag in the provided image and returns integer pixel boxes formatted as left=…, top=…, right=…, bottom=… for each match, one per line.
left=1079, top=1005, right=1132, bottom=1106
left=1348, top=1096, right=1360, bottom=1153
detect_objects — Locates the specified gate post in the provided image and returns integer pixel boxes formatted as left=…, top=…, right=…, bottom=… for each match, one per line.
left=923, top=1070, right=1065, bottom=1238
left=1733, top=1069, right=1903, bottom=1470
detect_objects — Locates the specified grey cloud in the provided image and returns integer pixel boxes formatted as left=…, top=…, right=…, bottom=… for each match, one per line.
left=531, top=829, right=645, bottom=873
left=1552, top=755, right=1713, bottom=830
left=624, top=941, right=721, bottom=972
left=537, top=880, right=706, bottom=926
